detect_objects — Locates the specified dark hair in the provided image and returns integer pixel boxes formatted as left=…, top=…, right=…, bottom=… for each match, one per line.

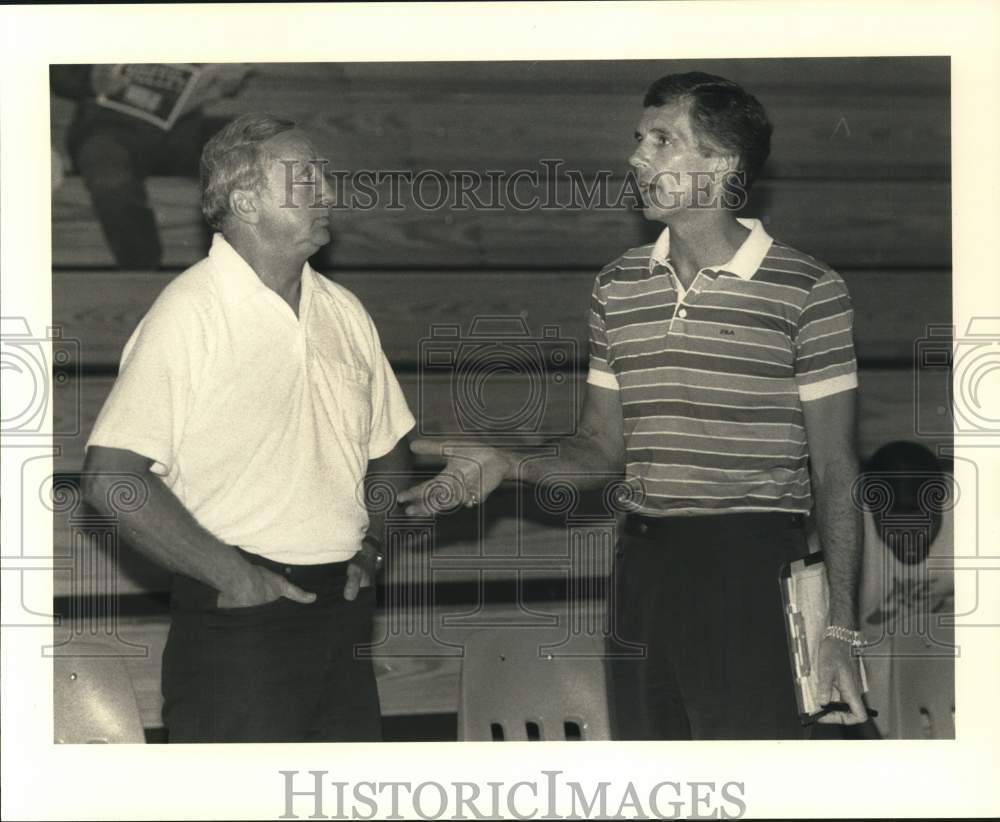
left=863, top=441, right=946, bottom=563
left=643, top=72, right=773, bottom=191
left=866, top=440, right=943, bottom=475
left=200, top=112, right=297, bottom=231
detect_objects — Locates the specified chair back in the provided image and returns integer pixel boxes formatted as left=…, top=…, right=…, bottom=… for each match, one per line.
left=458, top=624, right=611, bottom=741
left=53, top=642, right=145, bottom=743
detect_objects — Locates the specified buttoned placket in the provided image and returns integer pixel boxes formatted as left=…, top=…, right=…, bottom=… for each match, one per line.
left=264, top=271, right=313, bottom=353
left=249, top=277, right=313, bottom=409
left=658, top=261, right=718, bottom=336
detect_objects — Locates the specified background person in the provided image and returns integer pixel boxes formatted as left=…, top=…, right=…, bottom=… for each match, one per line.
left=855, top=441, right=955, bottom=738
left=51, top=63, right=250, bottom=269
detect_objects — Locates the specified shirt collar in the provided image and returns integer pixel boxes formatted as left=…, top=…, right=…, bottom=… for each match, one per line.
left=209, top=232, right=315, bottom=314
left=649, top=217, right=773, bottom=280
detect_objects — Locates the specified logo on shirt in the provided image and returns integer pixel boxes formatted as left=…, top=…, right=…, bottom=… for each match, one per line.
left=719, top=328, right=735, bottom=336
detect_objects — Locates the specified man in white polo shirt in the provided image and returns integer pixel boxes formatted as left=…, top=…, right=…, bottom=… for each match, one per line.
left=81, top=113, right=415, bottom=742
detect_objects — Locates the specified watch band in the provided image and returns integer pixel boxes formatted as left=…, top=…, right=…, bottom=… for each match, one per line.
left=361, top=533, right=385, bottom=573
left=823, top=625, right=867, bottom=647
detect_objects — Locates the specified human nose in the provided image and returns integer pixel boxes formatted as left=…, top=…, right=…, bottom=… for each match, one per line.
left=628, top=145, right=647, bottom=172
left=317, top=171, right=337, bottom=209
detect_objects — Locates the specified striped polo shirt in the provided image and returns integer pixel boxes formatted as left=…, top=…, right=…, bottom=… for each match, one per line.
left=587, top=218, right=857, bottom=516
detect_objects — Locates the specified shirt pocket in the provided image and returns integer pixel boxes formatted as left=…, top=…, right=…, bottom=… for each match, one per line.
left=311, top=356, right=373, bottom=443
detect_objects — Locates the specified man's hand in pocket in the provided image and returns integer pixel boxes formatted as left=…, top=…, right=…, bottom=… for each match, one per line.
left=344, top=545, right=380, bottom=601
left=217, top=564, right=316, bottom=609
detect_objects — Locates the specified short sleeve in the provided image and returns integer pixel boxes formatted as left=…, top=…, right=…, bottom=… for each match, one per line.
left=586, top=272, right=620, bottom=391
left=86, top=288, right=207, bottom=475
left=794, top=269, right=858, bottom=402
left=364, top=314, right=415, bottom=459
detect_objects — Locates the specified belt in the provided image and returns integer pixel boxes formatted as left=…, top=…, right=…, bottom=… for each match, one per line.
left=625, top=511, right=805, bottom=539
left=235, top=546, right=353, bottom=588
left=171, top=548, right=356, bottom=612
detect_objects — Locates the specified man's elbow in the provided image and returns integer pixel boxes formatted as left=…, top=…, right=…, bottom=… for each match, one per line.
left=81, top=451, right=112, bottom=510
left=80, top=447, right=152, bottom=511
left=80, top=478, right=105, bottom=514
left=810, top=448, right=859, bottom=493
left=575, top=423, right=624, bottom=476
left=591, top=438, right=625, bottom=476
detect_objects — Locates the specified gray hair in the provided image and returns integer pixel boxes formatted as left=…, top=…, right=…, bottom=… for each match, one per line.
left=200, top=112, right=297, bottom=231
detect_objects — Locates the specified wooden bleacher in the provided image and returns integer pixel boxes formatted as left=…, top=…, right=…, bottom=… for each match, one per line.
left=51, top=58, right=950, bottom=180
left=49, top=58, right=952, bottom=735
left=51, top=176, right=950, bottom=270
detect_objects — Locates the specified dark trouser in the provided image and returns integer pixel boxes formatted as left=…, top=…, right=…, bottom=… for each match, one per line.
left=161, top=549, right=382, bottom=743
left=608, top=512, right=809, bottom=740
left=66, top=105, right=226, bottom=269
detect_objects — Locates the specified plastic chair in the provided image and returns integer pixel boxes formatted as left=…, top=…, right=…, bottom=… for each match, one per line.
left=457, top=624, right=612, bottom=741
left=858, top=501, right=956, bottom=739
left=891, top=613, right=956, bottom=739
left=53, top=643, right=145, bottom=744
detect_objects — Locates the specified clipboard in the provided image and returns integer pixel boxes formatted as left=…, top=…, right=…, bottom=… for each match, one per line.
left=779, top=553, right=868, bottom=724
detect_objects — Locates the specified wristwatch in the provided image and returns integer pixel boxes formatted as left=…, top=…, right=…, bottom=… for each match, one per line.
left=361, top=533, right=385, bottom=574
left=823, top=625, right=867, bottom=647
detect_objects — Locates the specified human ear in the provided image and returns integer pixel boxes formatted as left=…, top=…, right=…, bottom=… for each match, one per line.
left=228, top=189, right=259, bottom=225
left=712, top=153, right=740, bottom=175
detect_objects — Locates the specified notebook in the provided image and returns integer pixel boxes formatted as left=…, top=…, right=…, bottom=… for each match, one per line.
left=780, top=553, right=868, bottom=722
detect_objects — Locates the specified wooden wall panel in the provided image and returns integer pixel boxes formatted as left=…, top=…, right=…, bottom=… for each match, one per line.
left=52, top=494, right=597, bottom=598
left=52, top=357, right=953, bottom=598
left=206, top=93, right=947, bottom=181
left=54, top=368, right=950, bottom=476
left=49, top=359, right=950, bottom=599
left=51, top=58, right=949, bottom=179
left=53, top=269, right=951, bottom=369
left=51, top=177, right=950, bottom=270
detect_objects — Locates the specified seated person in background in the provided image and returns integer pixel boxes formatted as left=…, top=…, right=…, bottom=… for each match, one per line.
left=810, top=440, right=955, bottom=738
left=50, top=63, right=250, bottom=269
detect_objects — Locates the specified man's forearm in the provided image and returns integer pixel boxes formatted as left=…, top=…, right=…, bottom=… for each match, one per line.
left=812, top=457, right=863, bottom=629
left=364, top=477, right=406, bottom=547
left=82, top=469, right=251, bottom=593
left=364, top=439, right=414, bottom=545
left=498, top=431, right=624, bottom=489
left=400, top=386, right=625, bottom=516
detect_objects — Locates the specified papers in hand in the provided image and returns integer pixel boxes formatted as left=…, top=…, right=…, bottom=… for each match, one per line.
left=780, top=553, right=867, bottom=722
left=95, top=64, right=201, bottom=130
left=95, top=64, right=248, bottom=130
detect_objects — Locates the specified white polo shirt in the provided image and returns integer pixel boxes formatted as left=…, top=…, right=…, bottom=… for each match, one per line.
left=87, top=234, right=415, bottom=564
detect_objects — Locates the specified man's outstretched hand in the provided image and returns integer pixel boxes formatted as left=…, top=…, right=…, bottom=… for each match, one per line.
left=397, top=439, right=512, bottom=516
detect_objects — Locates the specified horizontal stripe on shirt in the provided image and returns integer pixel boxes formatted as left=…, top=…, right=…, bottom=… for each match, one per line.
left=588, top=219, right=857, bottom=516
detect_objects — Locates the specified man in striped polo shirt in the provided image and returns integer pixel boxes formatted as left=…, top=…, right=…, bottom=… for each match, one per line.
left=401, top=72, right=867, bottom=739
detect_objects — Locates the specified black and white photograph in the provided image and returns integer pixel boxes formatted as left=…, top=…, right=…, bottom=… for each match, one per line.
left=2, top=2, right=998, bottom=820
